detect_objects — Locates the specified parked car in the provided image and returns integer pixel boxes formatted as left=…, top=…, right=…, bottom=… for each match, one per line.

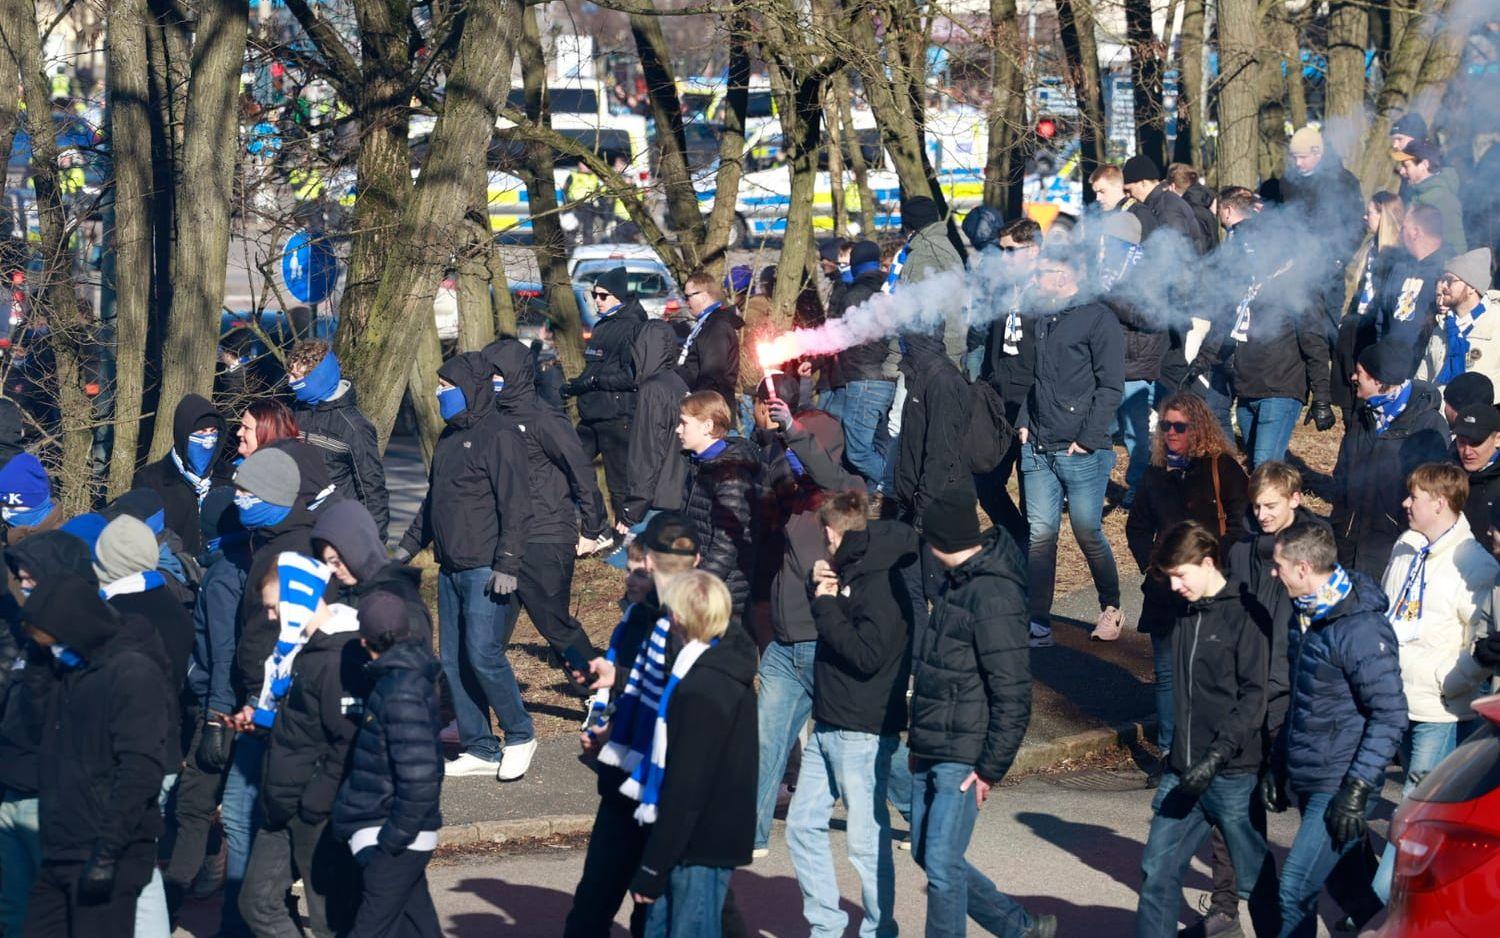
left=1374, top=692, right=1500, bottom=937
left=567, top=245, right=680, bottom=320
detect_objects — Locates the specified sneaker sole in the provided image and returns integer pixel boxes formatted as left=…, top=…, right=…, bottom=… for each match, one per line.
left=1029, top=638, right=1055, bottom=648
left=444, top=764, right=502, bottom=777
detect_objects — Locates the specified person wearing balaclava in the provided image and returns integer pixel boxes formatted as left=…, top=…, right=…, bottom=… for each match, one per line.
left=286, top=339, right=390, bottom=539
left=132, top=393, right=233, bottom=556
left=396, top=351, right=539, bottom=782
left=0, top=453, right=58, bottom=547
left=104, top=487, right=196, bottom=597
left=893, top=196, right=965, bottom=367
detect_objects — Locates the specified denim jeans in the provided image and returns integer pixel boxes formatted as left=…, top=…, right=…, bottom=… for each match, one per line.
left=754, top=640, right=817, bottom=850
left=643, top=864, right=733, bottom=938
left=821, top=387, right=846, bottom=421
left=786, top=726, right=897, bottom=938
left=1183, top=370, right=1236, bottom=446
left=438, top=565, right=534, bottom=760
left=1021, top=444, right=1121, bottom=628
left=221, top=734, right=266, bottom=937
left=0, top=792, right=40, bottom=935
left=1279, top=789, right=1378, bottom=938
left=838, top=379, right=898, bottom=492
left=134, top=773, right=177, bottom=938
left=1136, top=771, right=1279, bottom=938
left=910, top=760, right=1033, bottom=938
left=1117, top=379, right=1155, bottom=498
left=1151, top=632, right=1174, bottom=753
left=1372, top=720, right=1459, bottom=901
left=1234, top=397, right=1303, bottom=470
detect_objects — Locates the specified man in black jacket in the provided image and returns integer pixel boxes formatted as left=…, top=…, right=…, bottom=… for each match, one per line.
left=24, top=575, right=168, bottom=936
left=676, top=269, right=744, bottom=413
left=907, top=488, right=1054, bottom=938
left=1454, top=404, right=1500, bottom=537
left=832, top=240, right=900, bottom=492
left=567, top=266, right=647, bottom=521
left=397, top=352, right=536, bottom=782
left=1373, top=205, right=1451, bottom=378
left=1282, top=126, right=1366, bottom=340
left=620, top=318, right=689, bottom=531
left=786, top=491, right=915, bottom=938
left=1097, top=210, right=1165, bottom=506
left=1137, top=522, right=1278, bottom=938
left=132, top=393, right=235, bottom=556
left=1123, top=154, right=1209, bottom=390
left=287, top=340, right=391, bottom=538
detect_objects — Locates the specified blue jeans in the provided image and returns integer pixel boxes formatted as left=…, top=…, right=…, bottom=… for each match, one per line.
left=134, top=773, right=178, bottom=938
left=821, top=387, right=846, bottom=421
left=222, top=734, right=266, bottom=937
left=0, top=792, right=39, bottom=935
left=1372, top=720, right=1458, bottom=901
left=910, top=760, right=1033, bottom=938
left=838, top=379, right=898, bottom=492
left=438, top=566, right=534, bottom=760
left=1021, top=444, right=1121, bottom=628
left=1117, top=380, right=1155, bottom=497
left=1279, top=789, right=1378, bottom=938
left=786, top=727, right=897, bottom=938
left=1234, top=397, right=1302, bottom=469
left=1137, top=771, right=1279, bottom=938
left=754, top=640, right=817, bottom=850
left=643, top=864, right=733, bottom=937
left=1151, top=632, right=1174, bottom=753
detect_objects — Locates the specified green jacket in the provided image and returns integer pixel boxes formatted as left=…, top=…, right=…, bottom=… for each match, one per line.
left=1410, top=170, right=1467, bottom=252
left=900, top=221, right=967, bottom=368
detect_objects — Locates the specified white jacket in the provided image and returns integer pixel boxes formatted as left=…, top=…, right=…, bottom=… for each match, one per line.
left=1442, top=291, right=1500, bottom=390
left=1380, top=513, right=1500, bottom=722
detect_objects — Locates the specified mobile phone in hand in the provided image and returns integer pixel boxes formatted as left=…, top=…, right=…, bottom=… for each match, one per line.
left=563, top=647, right=593, bottom=682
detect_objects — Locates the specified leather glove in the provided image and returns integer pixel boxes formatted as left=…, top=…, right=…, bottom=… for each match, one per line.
left=1176, top=748, right=1227, bottom=797
left=1324, top=777, right=1375, bottom=847
left=1180, top=362, right=1207, bottom=391
left=1473, top=632, right=1500, bottom=669
left=1305, top=401, right=1336, bottom=432
left=487, top=571, right=518, bottom=596
left=196, top=720, right=233, bottom=772
left=1260, top=765, right=1288, bottom=813
left=77, top=848, right=118, bottom=905
left=391, top=546, right=413, bottom=564
left=562, top=376, right=593, bottom=398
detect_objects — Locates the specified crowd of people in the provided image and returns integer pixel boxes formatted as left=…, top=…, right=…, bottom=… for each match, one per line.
left=0, top=109, right=1497, bottom=938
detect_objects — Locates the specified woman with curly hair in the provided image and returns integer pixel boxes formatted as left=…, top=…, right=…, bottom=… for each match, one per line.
left=1125, top=392, right=1250, bottom=757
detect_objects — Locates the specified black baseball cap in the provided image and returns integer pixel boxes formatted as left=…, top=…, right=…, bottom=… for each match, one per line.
left=1454, top=404, right=1500, bottom=443
left=638, top=511, right=699, bottom=556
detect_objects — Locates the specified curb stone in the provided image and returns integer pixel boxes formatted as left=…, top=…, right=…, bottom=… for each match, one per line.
left=435, top=719, right=1157, bottom=846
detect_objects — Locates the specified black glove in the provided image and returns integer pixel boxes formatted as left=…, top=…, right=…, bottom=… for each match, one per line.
left=1260, top=765, right=1288, bottom=813
left=1473, top=632, right=1500, bottom=669
left=196, top=720, right=233, bottom=772
left=77, top=848, right=118, bottom=905
left=1176, top=748, right=1227, bottom=797
left=1305, top=401, right=1336, bottom=432
left=1324, top=777, right=1375, bottom=846
left=562, top=376, right=593, bottom=398
left=1180, top=362, right=1207, bottom=391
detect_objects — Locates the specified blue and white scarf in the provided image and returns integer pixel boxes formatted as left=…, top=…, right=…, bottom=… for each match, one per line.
left=677, top=302, right=722, bottom=367
left=598, top=614, right=672, bottom=778
left=881, top=244, right=910, bottom=295
left=1366, top=380, right=1413, bottom=435
left=252, top=553, right=333, bottom=729
left=1439, top=300, right=1488, bottom=387
left=621, top=638, right=715, bottom=825
left=100, top=570, right=166, bottom=600
left=584, top=603, right=638, bottom=731
left=1292, top=564, right=1353, bottom=629
left=171, top=448, right=213, bottom=505
left=1165, top=451, right=1192, bottom=472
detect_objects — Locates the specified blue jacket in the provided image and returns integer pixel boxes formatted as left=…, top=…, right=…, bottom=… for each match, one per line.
left=186, top=546, right=250, bottom=716
left=1282, top=570, right=1407, bottom=795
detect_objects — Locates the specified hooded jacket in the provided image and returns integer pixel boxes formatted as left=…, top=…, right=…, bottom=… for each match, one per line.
left=132, top=394, right=235, bottom=555
left=1139, top=182, right=1211, bottom=256
left=838, top=267, right=900, bottom=382
left=811, top=520, right=917, bottom=736
left=31, top=578, right=168, bottom=863
left=397, top=352, right=533, bottom=575
left=630, top=628, right=758, bottom=898
left=312, top=499, right=432, bottom=645
left=622, top=320, right=689, bottom=525
left=294, top=381, right=390, bottom=539
left=1330, top=381, right=1451, bottom=577
left=1018, top=297, right=1125, bottom=453
left=893, top=333, right=973, bottom=525
left=907, top=528, right=1031, bottom=781
left=677, top=303, right=745, bottom=411
left=1282, top=569, right=1407, bottom=795
left=483, top=339, right=607, bottom=543
left=575, top=298, right=648, bottom=423
left=900, top=220, right=968, bottom=367
left=682, top=435, right=760, bottom=621
left=1181, top=182, right=1220, bottom=252
left=1408, top=170, right=1468, bottom=253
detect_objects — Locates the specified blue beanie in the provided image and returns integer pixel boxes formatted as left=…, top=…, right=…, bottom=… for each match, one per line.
left=0, top=453, right=50, bottom=510
left=725, top=265, right=753, bottom=295
left=60, top=512, right=109, bottom=554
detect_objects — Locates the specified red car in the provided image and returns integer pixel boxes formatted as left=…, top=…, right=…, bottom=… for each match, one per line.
left=1374, top=692, right=1500, bottom=936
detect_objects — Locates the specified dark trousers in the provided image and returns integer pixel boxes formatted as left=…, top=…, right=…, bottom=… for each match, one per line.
left=974, top=403, right=1027, bottom=557
left=578, top=417, right=632, bottom=521
left=240, top=817, right=357, bottom=938
left=351, top=848, right=440, bottom=938
left=565, top=794, right=649, bottom=938
left=24, top=843, right=154, bottom=937
left=899, top=536, right=945, bottom=637
left=518, top=541, right=595, bottom=665
left=164, top=719, right=229, bottom=889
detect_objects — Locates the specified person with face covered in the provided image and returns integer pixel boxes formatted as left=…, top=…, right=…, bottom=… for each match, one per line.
left=397, top=351, right=537, bottom=782
left=620, top=317, right=689, bottom=531
left=0, top=454, right=59, bottom=548
left=132, top=393, right=234, bottom=556
left=286, top=340, right=390, bottom=539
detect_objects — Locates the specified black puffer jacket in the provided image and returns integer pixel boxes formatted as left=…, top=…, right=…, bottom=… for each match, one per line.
left=573, top=299, right=648, bottom=422
left=683, top=435, right=760, bottom=622
left=907, top=528, right=1031, bottom=781
left=837, top=268, right=897, bottom=382
left=894, top=333, right=972, bottom=526
left=677, top=304, right=744, bottom=411
left=332, top=639, right=444, bottom=851
left=484, top=338, right=607, bottom=542
left=294, top=382, right=390, bottom=539
left=622, top=320, right=689, bottom=525
left=1331, top=381, right=1451, bottom=577
left=812, top=521, right=917, bottom=736
left=132, top=394, right=235, bottom=555
left=1463, top=456, right=1500, bottom=542
left=398, top=352, right=533, bottom=575
left=260, top=619, right=364, bottom=830
left=1019, top=298, right=1125, bottom=452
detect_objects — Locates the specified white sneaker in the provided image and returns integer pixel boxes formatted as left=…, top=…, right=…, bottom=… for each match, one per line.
left=445, top=752, right=501, bottom=777
left=1091, top=606, right=1123, bottom=642
left=498, top=738, right=539, bottom=781
left=439, top=719, right=461, bottom=744
left=751, top=847, right=770, bottom=859
left=1029, top=621, right=1054, bottom=648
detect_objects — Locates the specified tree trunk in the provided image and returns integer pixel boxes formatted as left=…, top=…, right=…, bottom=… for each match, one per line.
left=983, top=0, right=1026, bottom=214
left=701, top=9, right=750, bottom=267
left=405, top=316, right=445, bottom=468
left=1055, top=0, right=1106, bottom=201
left=1175, top=0, right=1206, bottom=167
left=150, top=0, right=249, bottom=459
left=1215, top=0, right=1261, bottom=188
left=1125, top=0, right=1165, bottom=168
left=455, top=203, right=495, bottom=353
left=824, top=85, right=849, bottom=237
left=832, top=70, right=874, bottom=235
left=629, top=6, right=707, bottom=265
left=843, top=3, right=933, bottom=206
left=1325, top=3, right=1369, bottom=155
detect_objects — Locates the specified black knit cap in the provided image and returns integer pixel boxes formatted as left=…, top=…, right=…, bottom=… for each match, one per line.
left=923, top=487, right=983, bottom=553
left=1122, top=154, right=1161, bottom=185
left=594, top=266, right=632, bottom=302
left=1357, top=340, right=1410, bottom=387
left=639, top=511, right=699, bottom=556
left=357, top=589, right=410, bottom=642
left=849, top=241, right=881, bottom=267
left=901, top=196, right=941, bottom=232
left=1444, top=371, right=1494, bottom=414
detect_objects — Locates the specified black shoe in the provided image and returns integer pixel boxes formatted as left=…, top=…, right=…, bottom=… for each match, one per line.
left=1024, top=913, right=1058, bottom=938
left=1178, top=911, right=1243, bottom=938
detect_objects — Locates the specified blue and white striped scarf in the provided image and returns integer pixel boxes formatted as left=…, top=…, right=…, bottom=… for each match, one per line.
left=1366, top=380, right=1413, bottom=435
left=620, top=638, right=715, bottom=825
left=598, top=614, right=671, bottom=778
left=1292, top=564, right=1353, bottom=629
left=252, top=553, right=333, bottom=729
left=170, top=448, right=213, bottom=505
left=881, top=244, right=910, bottom=295
left=100, top=570, right=166, bottom=600
left=584, top=603, right=638, bottom=731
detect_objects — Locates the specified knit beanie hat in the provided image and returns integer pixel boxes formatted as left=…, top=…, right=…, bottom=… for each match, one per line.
left=1445, top=248, right=1493, bottom=293
left=1101, top=210, right=1142, bottom=245
left=900, top=195, right=941, bottom=232
left=1357, top=340, right=1410, bottom=387
left=1392, top=112, right=1428, bottom=141
left=849, top=240, right=881, bottom=268
left=1121, top=155, right=1160, bottom=185
left=93, top=515, right=160, bottom=584
left=1288, top=126, right=1324, bottom=157
left=595, top=266, right=631, bottom=302
left=923, top=487, right=983, bottom=553
left=60, top=512, right=109, bottom=554
left=0, top=453, right=50, bottom=510
left=1445, top=371, right=1495, bottom=413
left=357, top=589, right=411, bottom=642
left=234, top=448, right=300, bottom=507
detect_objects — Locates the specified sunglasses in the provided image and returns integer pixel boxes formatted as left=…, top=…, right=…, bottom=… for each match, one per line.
left=591, top=291, right=612, bottom=300
left=1161, top=421, right=1192, bottom=434
left=684, top=290, right=705, bottom=300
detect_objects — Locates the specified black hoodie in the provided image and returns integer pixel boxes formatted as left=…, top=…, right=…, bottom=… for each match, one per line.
left=132, top=394, right=235, bottom=555
left=622, top=320, right=689, bottom=525
left=811, top=520, right=917, bottom=736
left=483, top=338, right=607, bottom=543
left=894, top=332, right=972, bottom=526
left=398, top=352, right=533, bottom=574
left=294, top=381, right=391, bottom=539
left=312, top=498, right=432, bottom=644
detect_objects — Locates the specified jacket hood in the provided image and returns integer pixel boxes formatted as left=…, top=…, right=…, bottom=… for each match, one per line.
left=306, top=381, right=358, bottom=412
left=899, top=331, right=948, bottom=362
left=268, top=438, right=333, bottom=505
left=1182, top=182, right=1215, bottom=210
left=355, top=562, right=423, bottom=601
left=834, top=520, right=917, bottom=575
left=6, top=530, right=97, bottom=589
left=311, top=498, right=388, bottom=583
left=367, top=638, right=440, bottom=683
left=696, top=627, right=757, bottom=688
left=437, top=352, right=498, bottom=428
left=697, top=435, right=760, bottom=469
left=0, top=397, right=22, bottom=465
left=961, top=205, right=1004, bottom=250
left=1185, top=568, right=1254, bottom=613
left=481, top=338, right=539, bottom=410
left=172, top=393, right=229, bottom=465
left=947, top=527, right=1026, bottom=590
left=23, top=574, right=117, bottom=653
left=633, top=319, right=681, bottom=380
